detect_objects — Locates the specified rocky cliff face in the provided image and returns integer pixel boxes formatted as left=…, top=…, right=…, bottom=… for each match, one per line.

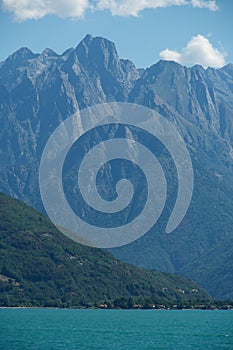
left=130, top=60, right=233, bottom=146
left=0, top=35, right=140, bottom=204
left=0, top=35, right=233, bottom=299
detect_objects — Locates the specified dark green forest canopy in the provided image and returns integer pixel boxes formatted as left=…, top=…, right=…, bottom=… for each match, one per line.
left=0, top=192, right=211, bottom=308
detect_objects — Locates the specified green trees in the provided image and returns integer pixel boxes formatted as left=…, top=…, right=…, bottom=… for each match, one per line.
left=0, top=192, right=212, bottom=308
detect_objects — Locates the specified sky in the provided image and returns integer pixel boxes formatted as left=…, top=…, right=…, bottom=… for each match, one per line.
left=0, top=0, right=232, bottom=69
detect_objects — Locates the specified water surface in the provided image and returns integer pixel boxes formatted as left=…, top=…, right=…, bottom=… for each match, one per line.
left=0, top=309, right=233, bottom=349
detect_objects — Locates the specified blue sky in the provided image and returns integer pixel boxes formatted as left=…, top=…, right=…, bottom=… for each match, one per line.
left=0, top=0, right=232, bottom=68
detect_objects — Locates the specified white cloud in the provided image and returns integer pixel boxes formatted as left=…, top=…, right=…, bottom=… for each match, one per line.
left=2, top=0, right=219, bottom=20
left=191, top=0, right=218, bottom=11
left=160, top=34, right=226, bottom=68
left=96, top=0, right=218, bottom=16
left=2, top=0, right=90, bottom=20
left=96, top=0, right=186, bottom=16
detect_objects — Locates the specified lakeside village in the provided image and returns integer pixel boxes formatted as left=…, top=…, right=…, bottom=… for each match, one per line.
left=85, top=292, right=233, bottom=311
left=97, top=301, right=233, bottom=310
left=81, top=286, right=228, bottom=310
left=95, top=289, right=233, bottom=310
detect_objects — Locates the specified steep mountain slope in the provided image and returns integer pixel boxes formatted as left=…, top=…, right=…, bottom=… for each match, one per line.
left=180, top=235, right=233, bottom=300
left=0, top=35, right=232, bottom=299
left=0, top=35, right=139, bottom=207
left=0, top=192, right=210, bottom=307
left=114, top=60, right=233, bottom=299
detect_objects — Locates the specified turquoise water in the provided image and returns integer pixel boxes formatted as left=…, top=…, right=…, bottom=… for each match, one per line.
left=0, top=309, right=233, bottom=350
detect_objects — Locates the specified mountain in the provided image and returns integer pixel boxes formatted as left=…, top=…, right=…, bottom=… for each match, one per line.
left=117, top=60, right=233, bottom=299
left=0, top=192, right=211, bottom=308
left=0, top=35, right=233, bottom=299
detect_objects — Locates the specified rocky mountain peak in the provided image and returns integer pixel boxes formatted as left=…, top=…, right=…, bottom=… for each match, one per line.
left=0, top=36, right=233, bottom=300
left=75, top=34, right=119, bottom=71
left=221, top=63, right=233, bottom=76
left=7, top=47, right=37, bottom=64
left=41, top=48, right=58, bottom=58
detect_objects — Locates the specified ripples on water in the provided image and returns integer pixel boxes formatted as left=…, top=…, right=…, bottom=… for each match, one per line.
left=0, top=309, right=233, bottom=350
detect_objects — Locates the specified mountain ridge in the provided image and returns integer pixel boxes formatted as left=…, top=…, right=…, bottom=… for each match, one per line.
left=0, top=35, right=233, bottom=299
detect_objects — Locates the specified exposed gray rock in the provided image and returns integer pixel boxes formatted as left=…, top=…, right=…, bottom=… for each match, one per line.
left=0, top=35, right=233, bottom=299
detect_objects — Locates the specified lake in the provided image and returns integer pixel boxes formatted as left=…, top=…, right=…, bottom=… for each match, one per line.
left=0, top=309, right=233, bottom=349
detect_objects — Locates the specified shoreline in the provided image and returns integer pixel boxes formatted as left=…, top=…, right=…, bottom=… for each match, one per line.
left=0, top=306, right=232, bottom=311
